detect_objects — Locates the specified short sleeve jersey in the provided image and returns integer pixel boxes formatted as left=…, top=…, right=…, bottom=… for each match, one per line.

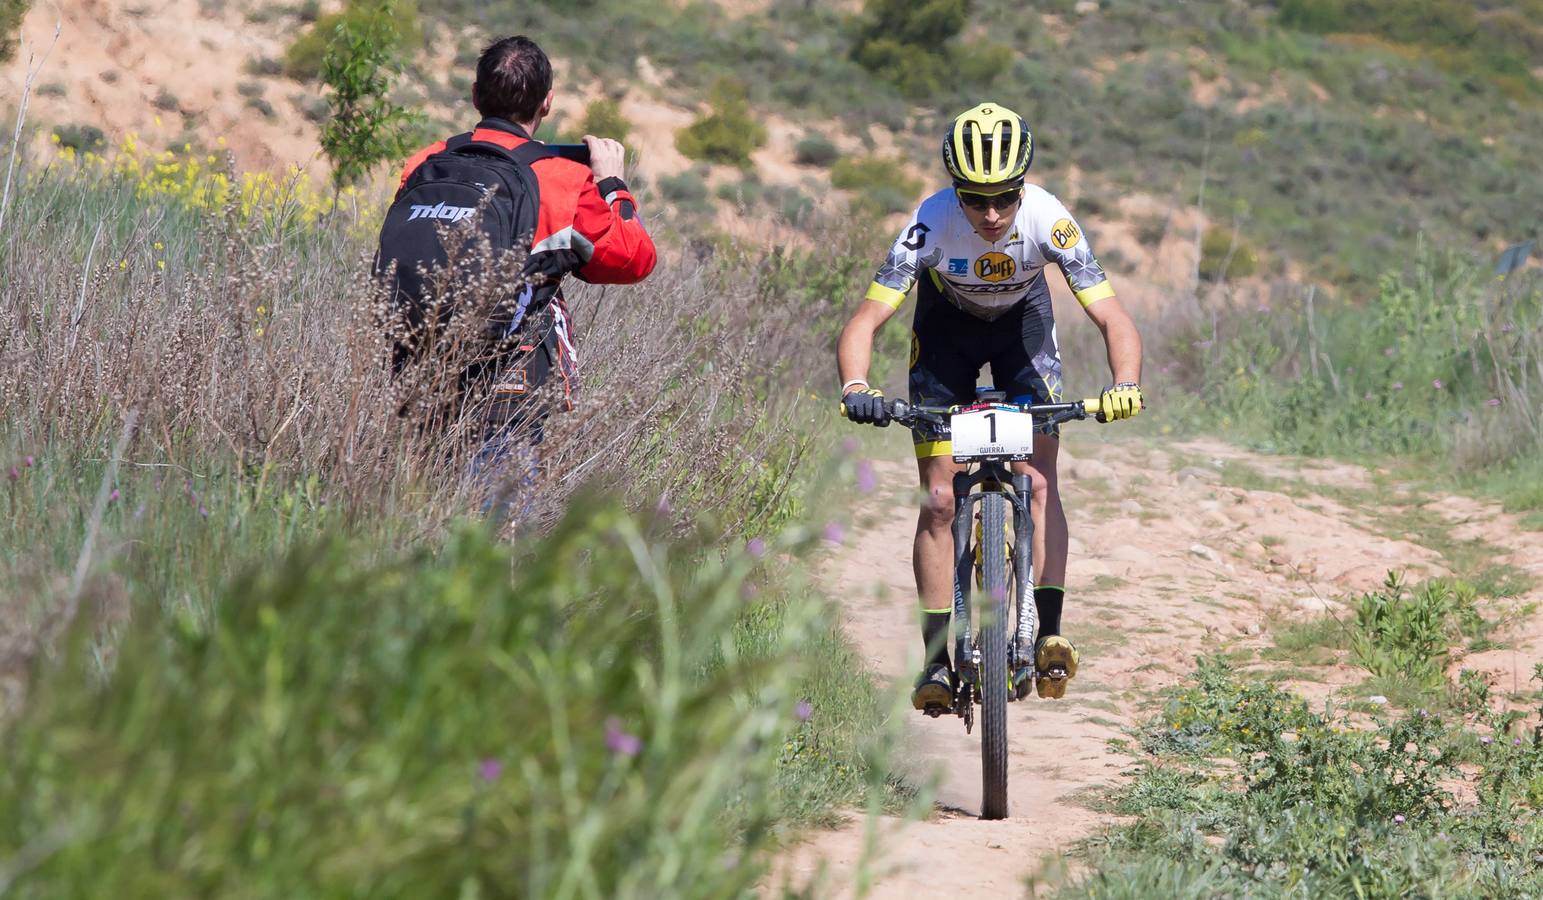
left=864, top=185, right=1114, bottom=321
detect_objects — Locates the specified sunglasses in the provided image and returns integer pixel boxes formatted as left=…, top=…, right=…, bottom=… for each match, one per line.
left=955, top=188, right=1023, bottom=212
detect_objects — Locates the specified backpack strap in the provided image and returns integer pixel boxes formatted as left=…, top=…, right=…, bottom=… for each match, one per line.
left=442, top=132, right=558, bottom=168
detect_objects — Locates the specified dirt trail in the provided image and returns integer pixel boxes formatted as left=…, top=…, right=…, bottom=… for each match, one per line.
left=777, top=432, right=1543, bottom=897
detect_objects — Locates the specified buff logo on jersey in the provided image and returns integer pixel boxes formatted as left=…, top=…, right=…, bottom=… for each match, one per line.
left=975, top=252, right=1016, bottom=282
left=1050, top=218, right=1081, bottom=250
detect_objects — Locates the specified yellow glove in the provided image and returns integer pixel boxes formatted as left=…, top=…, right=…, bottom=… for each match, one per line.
left=1099, top=382, right=1143, bottom=421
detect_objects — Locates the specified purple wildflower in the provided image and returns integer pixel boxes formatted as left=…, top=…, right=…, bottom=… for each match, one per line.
left=1515, top=738, right=1523, bottom=747
left=109, top=488, right=120, bottom=503
left=746, top=537, right=767, bottom=558
left=1481, top=735, right=1493, bottom=745
left=1392, top=382, right=1404, bottom=391
left=822, top=522, right=845, bottom=545
left=605, top=717, right=642, bottom=757
left=23, top=455, right=33, bottom=467
left=1486, top=398, right=1502, bottom=407
left=855, top=459, right=877, bottom=494
left=478, top=758, right=503, bottom=781
left=198, top=505, right=209, bottom=519
left=655, top=492, right=672, bottom=515
left=840, top=436, right=860, bottom=455
left=1432, top=379, right=1444, bottom=390
left=1394, top=815, right=1406, bottom=824
left=795, top=700, right=812, bottom=722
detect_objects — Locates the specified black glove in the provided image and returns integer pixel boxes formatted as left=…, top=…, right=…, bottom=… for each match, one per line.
left=842, top=387, right=891, bottom=426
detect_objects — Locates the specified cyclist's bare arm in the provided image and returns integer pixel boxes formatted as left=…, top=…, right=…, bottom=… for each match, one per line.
left=1082, top=295, right=1143, bottom=386
left=838, top=299, right=900, bottom=392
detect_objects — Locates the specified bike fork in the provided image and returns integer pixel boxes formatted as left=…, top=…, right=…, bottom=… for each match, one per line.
left=951, top=471, right=976, bottom=685
left=1010, top=472, right=1036, bottom=666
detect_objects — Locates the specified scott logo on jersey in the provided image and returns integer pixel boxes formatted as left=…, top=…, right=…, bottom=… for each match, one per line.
left=975, top=252, right=1016, bottom=282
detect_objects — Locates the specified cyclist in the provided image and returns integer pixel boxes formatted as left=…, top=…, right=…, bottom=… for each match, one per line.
left=836, top=102, right=1144, bottom=709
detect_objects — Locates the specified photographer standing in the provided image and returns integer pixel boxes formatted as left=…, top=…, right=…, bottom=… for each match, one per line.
left=378, top=35, right=656, bottom=508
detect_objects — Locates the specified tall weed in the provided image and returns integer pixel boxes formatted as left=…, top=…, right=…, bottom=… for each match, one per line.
left=0, top=502, right=887, bottom=896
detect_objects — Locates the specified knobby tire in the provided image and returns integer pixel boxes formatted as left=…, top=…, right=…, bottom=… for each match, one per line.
left=980, top=491, right=1010, bottom=820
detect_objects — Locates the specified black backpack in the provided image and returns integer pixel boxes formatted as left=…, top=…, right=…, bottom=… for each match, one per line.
left=375, top=131, right=559, bottom=366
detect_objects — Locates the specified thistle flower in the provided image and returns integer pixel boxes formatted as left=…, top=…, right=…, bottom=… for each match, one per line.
left=822, top=522, right=845, bottom=545
left=605, top=718, right=642, bottom=757
left=855, top=459, right=877, bottom=494
left=795, top=700, right=812, bottom=722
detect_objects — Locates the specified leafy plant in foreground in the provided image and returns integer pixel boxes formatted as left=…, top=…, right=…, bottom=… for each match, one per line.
left=0, top=502, right=880, bottom=897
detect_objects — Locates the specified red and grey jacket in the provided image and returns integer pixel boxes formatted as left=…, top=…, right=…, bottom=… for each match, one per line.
left=396, top=118, right=656, bottom=286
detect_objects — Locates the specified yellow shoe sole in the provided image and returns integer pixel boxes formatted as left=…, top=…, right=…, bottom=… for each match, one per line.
left=1035, top=637, right=1079, bottom=700
left=912, top=682, right=953, bottom=711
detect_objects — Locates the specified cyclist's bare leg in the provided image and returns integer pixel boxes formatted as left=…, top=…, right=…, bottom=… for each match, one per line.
left=914, top=454, right=965, bottom=612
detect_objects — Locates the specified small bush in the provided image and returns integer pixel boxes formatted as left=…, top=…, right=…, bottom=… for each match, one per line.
left=244, top=55, right=285, bottom=77
left=793, top=133, right=840, bottom=167
left=1197, top=224, right=1258, bottom=281
left=283, top=0, right=422, bottom=81
left=52, top=124, right=105, bottom=153
left=849, top=0, right=968, bottom=97
left=675, top=79, right=768, bottom=167
left=244, top=96, right=276, bottom=118
left=579, top=97, right=631, bottom=142
left=153, top=87, right=180, bottom=112
left=37, top=81, right=67, bottom=97
left=0, top=0, right=30, bottom=63
left=236, top=80, right=265, bottom=99
left=657, top=169, right=712, bottom=212
left=830, top=155, right=923, bottom=217
left=0, top=506, right=867, bottom=895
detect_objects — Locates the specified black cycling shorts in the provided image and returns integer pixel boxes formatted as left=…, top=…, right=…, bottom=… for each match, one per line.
left=908, top=272, right=1064, bottom=457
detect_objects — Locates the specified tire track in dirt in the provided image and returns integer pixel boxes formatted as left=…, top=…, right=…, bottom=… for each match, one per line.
left=775, top=431, right=1534, bottom=897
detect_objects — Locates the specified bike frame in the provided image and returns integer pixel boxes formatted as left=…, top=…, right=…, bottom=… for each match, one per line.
left=950, top=462, right=1035, bottom=706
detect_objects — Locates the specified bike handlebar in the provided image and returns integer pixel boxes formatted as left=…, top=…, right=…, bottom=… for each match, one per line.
left=839, top=397, right=1105, bottom=427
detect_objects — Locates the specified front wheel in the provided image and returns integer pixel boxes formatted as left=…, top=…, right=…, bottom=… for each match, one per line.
left=979, top=491, right=1010, bottom=820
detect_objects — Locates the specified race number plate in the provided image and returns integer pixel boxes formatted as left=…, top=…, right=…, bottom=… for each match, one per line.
left=951, top=407, right=1036, bottom=461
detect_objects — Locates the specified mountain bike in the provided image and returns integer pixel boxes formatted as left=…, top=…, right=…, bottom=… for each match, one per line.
left=860, top=391, right=1102, bottom=820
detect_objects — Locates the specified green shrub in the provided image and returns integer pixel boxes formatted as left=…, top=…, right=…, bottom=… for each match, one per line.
left=244, top=55, right=285, bottom=77
left=0, top=0, right=29, bottom=63
left=1068, top=657, right=1543, bottom=897
left=831, top=154, right=923, bottom=217
left=849, top=0, right=968, bottom=97
left=283, top=0, right=422, bottom=81
left=657, top=169, right=712, bottom=213
left=1197, top=224, right=1258, bottom=281
left=51, top=123, right=105, bottom=153
left=793, top=133, right=840, bottom=167
left=675, top=79, right=768, bottom=167
left=318, top=0, right=423, bottom=188
left=580, top=96, right=632, bottom=142
left=0, top=503, right=880, bottom=895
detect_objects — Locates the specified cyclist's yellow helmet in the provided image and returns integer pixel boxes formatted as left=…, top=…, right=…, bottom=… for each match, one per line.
left=942, top=102, right=1034, bottom=188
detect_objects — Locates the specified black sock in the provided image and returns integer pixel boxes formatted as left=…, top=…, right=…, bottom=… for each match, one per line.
left=922, top=608, right=951, bottom=669
left=1034, top=586, right=1065, bottom=638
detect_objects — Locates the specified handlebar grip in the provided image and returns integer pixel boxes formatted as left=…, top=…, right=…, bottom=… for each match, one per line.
left=1082, top=398, right=1107, bottom=424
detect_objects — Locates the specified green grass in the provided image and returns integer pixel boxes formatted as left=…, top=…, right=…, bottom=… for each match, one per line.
left=1260, top=613, right=1350, bottom=667
left=1051, top=656, right=1543, bottom=897
left=0, top=502, right=898, bottom=895
left=0, top=141, right=901, bottom=893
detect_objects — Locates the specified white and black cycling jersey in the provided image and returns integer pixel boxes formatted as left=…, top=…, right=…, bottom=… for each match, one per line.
left=863, top=184, right=1114, bottom=321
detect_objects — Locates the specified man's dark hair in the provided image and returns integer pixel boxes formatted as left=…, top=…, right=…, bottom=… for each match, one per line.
left=473, top=36, right=553, bottom=123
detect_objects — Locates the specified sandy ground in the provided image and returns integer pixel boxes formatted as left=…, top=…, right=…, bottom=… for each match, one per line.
left=773, top=432, right=1543, bottom=898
